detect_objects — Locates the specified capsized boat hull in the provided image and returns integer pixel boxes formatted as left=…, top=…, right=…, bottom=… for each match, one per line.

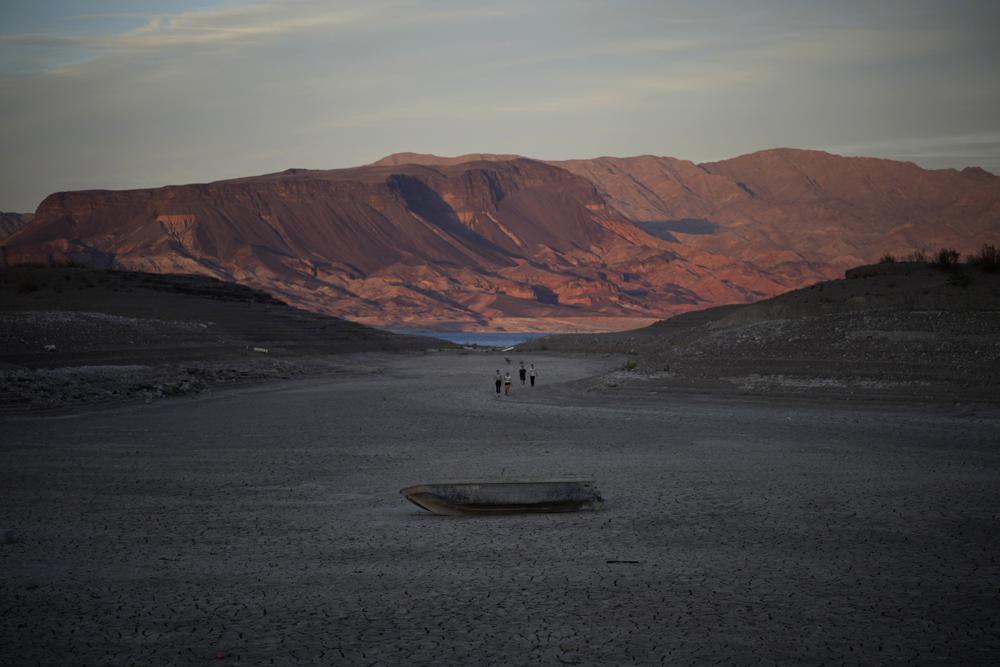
left=400, top=480, right=604, bottom=516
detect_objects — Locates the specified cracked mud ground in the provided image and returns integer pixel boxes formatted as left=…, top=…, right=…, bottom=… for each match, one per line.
left=2, top=352, right=999, bottom=665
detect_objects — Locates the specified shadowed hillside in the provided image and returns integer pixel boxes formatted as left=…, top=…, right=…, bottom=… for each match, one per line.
left=521, top=259, right=1000, bottom=400
left=0, top=267, right=443, bottom=411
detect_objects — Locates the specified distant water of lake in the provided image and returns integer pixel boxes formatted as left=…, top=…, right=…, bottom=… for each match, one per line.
left=393, top=330, right=552, bottom=348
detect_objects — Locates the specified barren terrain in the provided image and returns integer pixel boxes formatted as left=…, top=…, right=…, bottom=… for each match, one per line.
left=2, top=353, right=999, bottom=664
left=5, top=149, right=997, bottom=331
left=0, top=267, right=442, bottom=412
left=524, top=262, right=1000, bottom=402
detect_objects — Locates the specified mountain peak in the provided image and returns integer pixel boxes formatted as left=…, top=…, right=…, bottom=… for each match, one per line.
left=961, top=166, right=996, bottom=179
left=372, top=152, right=524, bottom=167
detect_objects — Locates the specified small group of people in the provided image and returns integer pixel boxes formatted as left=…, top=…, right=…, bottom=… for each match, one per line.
left=494, top=361, right=536, bottom=397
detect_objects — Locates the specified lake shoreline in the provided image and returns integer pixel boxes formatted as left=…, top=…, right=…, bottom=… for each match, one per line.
left=388, top=330, right=553, bottom=348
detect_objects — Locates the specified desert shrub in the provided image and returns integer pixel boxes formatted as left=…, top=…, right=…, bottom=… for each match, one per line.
left=624, top=360, right=637, bottom=371
left=878, top=253, right=896, bottom=264
left=17, top=281, right=39, bottom=294
left=904, top=249, right=928, bottom=263
left=933, top=247, right=960, bottom=269
left=975, top=243, right=999, bottom=272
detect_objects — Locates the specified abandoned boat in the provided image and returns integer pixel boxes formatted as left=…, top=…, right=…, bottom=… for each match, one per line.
left=400, top=479, right=604, bottom=516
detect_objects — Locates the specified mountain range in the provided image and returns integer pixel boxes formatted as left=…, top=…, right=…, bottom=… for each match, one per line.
left=2, top=149, right=998, bottom=331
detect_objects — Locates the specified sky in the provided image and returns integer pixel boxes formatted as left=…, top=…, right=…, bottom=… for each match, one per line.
left=1, top=0, right=999, bottom=212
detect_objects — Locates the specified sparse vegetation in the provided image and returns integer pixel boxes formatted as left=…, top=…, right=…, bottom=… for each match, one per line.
left=895, top=245, right=998, bottom=273
left=933, top=248, right=960, bottom=269
left=624, top=360, right=637, bottom=371
left=972, top=243, right=999, bottom=272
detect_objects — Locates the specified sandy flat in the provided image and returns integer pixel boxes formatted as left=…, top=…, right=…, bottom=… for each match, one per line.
left=1, top=351, right=999, bottom=665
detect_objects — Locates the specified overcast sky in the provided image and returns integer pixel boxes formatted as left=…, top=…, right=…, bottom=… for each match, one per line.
left=1, top=0, right=999, bottom=211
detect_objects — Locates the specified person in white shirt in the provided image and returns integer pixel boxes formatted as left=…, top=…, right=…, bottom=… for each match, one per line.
left=529, top=363, right=537, bottom=387
left=504, top=371, right=512, bottom=396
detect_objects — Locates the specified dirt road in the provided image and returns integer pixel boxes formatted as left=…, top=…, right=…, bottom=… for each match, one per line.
left=2, top=351, right=998, bottom=664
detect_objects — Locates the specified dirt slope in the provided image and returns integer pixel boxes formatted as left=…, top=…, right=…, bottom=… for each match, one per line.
left=522, top=261, right=1000, bottom=400
left=0, top=267, right=442, bottom=411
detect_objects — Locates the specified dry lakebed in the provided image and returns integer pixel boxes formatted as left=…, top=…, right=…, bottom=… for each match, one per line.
left=2, top=351, right=999, bottom=665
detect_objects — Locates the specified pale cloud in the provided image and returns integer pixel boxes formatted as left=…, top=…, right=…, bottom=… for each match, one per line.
left=496, top=37, right=705, bottom=69
left=1, top=1, right=535, bottom=57
left=626, top=65, right=762, bottom=94
left=592, top=37, right=703, bottom=56
left=748, top=27, right=969, bottom=66
left=321, top=91, right=625, bottom=129
left=109, top=4, right=371, bottom=48
left=319, top=61, right=759, bottom=130
left=1, top=0, right=998, bottom=211
left=0, top=4, right=373, bottom=52
left=825, top=131, right=1000, bottom=168
left=0, top=33, right=83, bottom=47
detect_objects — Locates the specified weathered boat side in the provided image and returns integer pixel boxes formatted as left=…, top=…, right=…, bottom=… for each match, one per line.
left=400, top=480, right=604, bottom=516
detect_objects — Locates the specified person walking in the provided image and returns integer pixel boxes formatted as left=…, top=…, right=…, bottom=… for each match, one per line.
left=494, top=369, right=503, bottom=398
left=504, top=370, right=512, bottom=396
left=518, top=361, right=527, bottom=386
left=529, top=363, right=537, bottom=387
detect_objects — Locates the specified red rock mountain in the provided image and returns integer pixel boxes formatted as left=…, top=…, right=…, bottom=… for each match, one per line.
left=556, top=151, right=1000, bottom=278
left=0, top=212, right=32, bottom=242
left=3, top=150, right=998, bottom=331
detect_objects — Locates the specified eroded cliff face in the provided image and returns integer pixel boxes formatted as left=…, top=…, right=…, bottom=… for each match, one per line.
left=553, top=149, right=1000, bottom=277
left=5, top=150, right=998, bottom=331
left=0, top=212, right=33, bottom=242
